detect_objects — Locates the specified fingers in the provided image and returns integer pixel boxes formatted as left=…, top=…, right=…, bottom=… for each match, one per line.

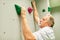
left=21, top=7, right=26, bottom=14
left=31, top=0, right=36, bottom=8
left=21, top=7, right=26, bottom=18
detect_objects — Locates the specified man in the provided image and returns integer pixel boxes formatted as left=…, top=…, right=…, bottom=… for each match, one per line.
left=21, top=0, right=55, bottom=40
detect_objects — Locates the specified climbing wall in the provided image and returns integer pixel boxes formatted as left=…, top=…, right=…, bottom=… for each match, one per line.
left=0, top=0, right=35, bottom=40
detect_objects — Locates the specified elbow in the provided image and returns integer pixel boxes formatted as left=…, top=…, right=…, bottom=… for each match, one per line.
left=26, top=38, right=36, bottom=40
left=25, top=36, right=36, bottom=40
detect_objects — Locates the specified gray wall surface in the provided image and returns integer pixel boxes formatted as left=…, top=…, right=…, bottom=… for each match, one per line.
left=0, top=0, right=35, bottom=40
left=51, top=6, right=60, bottom=40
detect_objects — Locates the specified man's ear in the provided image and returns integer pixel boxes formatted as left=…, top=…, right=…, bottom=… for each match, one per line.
left=45, top=21, right=49, bottom=26
left=47, top=22, right=51, bottom=27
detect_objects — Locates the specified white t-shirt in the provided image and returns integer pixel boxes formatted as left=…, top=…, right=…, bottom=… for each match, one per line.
left=33, top=27, right=55, bottom=40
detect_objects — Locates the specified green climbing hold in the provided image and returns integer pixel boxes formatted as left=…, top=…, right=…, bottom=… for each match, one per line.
left=48, top=7, right=51, bottom=12
left=15, top=4, right=21, bottom=15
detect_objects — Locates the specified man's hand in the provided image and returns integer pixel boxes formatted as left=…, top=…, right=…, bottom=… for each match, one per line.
left=31, top=0, right=36, bottom=10
left=21, top=7, right=26, bottom=18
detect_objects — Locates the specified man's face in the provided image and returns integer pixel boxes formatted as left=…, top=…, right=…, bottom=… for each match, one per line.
left=40, top=16, right=50, bottom=28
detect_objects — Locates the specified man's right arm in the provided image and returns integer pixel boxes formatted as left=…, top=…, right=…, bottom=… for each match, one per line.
left=21, top=7, right=36, bottom=40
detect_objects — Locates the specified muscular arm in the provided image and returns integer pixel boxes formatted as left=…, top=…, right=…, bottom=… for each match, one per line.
left=31, top=0, right=40, bottom=23
left=21, top=7, right=36, bottom=40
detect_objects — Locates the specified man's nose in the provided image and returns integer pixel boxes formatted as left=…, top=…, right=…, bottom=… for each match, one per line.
left=40, top=19, right=42, bottom=22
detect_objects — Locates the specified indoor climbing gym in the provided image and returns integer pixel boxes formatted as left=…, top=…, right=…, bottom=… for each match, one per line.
left=0, top=0, right=60, bottom=40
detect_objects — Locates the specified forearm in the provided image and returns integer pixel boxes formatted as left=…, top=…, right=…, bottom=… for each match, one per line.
left=33, top=9, right=40, bottom=23
left=21, top=16, right=36, bottom=40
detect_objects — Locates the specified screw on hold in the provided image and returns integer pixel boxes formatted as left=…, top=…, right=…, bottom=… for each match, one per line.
left=12, top=19, right=15, bottom=21
left=3, top=3, right=5, bottom=5
left=4, top=32, right=6, bottom=34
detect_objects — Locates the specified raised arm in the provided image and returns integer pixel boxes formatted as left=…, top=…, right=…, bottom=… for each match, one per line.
left=21, top=7, right=36, bottom=40
left=31, top=0, right=40, bottom=23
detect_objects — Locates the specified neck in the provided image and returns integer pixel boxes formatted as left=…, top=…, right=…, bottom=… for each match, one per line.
left=40, top=25, right=50, bottom=28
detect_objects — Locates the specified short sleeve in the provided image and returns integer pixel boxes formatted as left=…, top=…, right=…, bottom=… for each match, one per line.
left=45, top=28, right=55, bottom=40
left=47, top=31, right=55, bottom=40
left=33, top=31, right=43, bottom=40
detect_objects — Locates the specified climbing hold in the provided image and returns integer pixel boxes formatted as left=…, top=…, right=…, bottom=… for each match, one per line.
left=48, top=7, right=51, bottom=12
left=28, top=7, right=33, bottom=14
left=42, top=9, right=45, bottom=12
left=15, top=4, right=21, bottom=15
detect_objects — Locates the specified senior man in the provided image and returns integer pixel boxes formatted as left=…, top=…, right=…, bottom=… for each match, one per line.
left=21, top=0, right=55, bottom=40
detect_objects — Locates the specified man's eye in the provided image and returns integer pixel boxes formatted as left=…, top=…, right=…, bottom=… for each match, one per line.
left=43, top=19, right=45, bottom=21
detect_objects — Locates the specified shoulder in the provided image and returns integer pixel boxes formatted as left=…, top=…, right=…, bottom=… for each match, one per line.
left=33, top=30, right=43, bottom=40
